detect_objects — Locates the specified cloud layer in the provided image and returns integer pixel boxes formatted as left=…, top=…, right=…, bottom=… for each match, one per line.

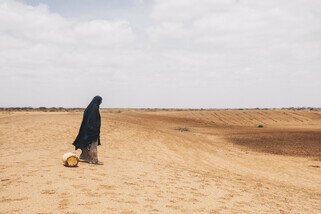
left=1, top=0, right=321, bottom=107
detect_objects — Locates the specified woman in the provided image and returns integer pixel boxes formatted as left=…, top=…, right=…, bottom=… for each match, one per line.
left=73, top=96, right=103, bottom=164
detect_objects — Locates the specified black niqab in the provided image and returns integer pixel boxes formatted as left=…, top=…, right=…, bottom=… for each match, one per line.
left=73, top=96, right=102, bottom=150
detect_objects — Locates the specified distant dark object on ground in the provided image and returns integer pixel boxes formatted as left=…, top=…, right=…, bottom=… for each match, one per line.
left=257, top=124, right=264, bottom=128
left=175, top=127, right=190, bottom=132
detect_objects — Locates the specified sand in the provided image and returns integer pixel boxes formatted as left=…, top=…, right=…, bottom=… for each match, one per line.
left=0, top=109, right=320, bottom=213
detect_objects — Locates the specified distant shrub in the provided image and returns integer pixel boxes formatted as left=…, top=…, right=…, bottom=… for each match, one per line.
left=257, top=124, right=264, bottom=128
left=39, top=107, right=47, bottom=112
left=175, top=127, right=190, bottom=132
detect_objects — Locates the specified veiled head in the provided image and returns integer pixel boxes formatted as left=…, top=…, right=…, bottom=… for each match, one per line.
left=92, top=96, right=102, bottom=105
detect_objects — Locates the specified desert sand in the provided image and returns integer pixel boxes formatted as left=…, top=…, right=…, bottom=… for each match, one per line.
left=0, top=109, right=320, bottom=213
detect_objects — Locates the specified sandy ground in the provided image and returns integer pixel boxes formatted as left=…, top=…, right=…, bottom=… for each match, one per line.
left=0, top=109, right=320, bottom=214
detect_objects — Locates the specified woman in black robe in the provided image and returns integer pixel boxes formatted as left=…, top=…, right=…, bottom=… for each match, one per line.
left=73, top=96, right=103, bottom=164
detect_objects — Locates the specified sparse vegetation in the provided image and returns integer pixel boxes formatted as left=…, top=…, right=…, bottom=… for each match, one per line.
left=0, top=107, right=320, bottom=112
left=175, top=127, right=190, bottom=132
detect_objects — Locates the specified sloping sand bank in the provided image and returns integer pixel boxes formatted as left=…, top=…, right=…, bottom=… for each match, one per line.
left=0, top=110, right=320, bottom=213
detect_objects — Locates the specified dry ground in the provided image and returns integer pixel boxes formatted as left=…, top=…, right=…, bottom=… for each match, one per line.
left=0, top=109, right=320, bottom=213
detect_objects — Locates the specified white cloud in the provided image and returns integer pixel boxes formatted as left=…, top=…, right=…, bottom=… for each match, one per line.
left=147, top=0, right=321, bottom=83
left=0, top=0, right=139, bottom=106
left=1, top=0, right=321, bottom=107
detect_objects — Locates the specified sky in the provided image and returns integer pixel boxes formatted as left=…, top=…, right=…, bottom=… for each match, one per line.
left=1, top=0, right=321, bottom=108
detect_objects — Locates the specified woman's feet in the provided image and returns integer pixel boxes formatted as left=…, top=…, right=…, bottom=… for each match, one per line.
left=79, top=140, right=101, bottom=164
left=89, top=160, right=104, bottom=165
left=80, top=158, right=103, bottom=165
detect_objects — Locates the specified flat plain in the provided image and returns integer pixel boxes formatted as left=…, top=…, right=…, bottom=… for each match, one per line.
left=0, top=109, right=320, bottom=213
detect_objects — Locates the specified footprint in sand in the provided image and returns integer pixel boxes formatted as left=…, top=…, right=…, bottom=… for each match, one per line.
left=0, top=197, right=29, bottom=203
left=41, top=189, right=56, bottom=195
left=99, top=184, right=116, bottom=190
left=78, top=201, right=100, bottom=208
left=58, top=192, right=71, bottom=210
left=58, top=198, right=69, bottom=210
left=81, top=187, right=101, bottom=197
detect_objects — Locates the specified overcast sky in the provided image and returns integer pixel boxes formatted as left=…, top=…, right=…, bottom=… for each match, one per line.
left=1, top=0, right=320, bottom=108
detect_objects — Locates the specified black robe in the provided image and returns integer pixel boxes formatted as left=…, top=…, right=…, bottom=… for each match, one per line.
left=73, top=96, right=102, bottom=150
